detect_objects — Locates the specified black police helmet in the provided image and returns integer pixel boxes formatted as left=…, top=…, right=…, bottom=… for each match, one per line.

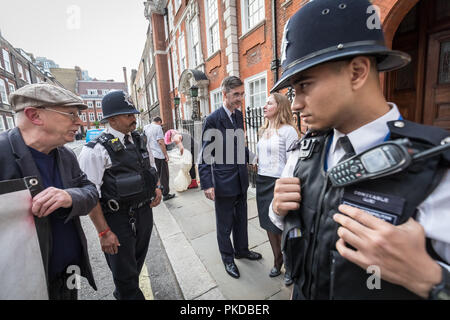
left=271, top=0, right=411, bottom=92
left=101, top=90, right=140, bottom=122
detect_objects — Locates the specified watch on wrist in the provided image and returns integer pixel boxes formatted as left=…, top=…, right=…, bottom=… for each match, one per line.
left=429, top=266, right=450, bottom=300
left=156, top=185, right=163, bottom=191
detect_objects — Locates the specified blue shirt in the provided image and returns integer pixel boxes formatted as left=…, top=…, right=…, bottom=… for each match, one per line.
left=28, top=147, right=82, bottom=281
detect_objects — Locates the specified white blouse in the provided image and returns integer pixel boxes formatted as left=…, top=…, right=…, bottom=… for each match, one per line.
left=257, top=125, right=299, bottom=178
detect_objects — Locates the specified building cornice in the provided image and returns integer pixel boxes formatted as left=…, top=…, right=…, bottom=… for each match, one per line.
left=144, top=0, right=168, bottom=19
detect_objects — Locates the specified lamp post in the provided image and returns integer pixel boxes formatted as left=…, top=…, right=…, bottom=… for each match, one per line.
left=174, top=96, right=180, bottom=128
left=190, top=85, right=200, bottom=121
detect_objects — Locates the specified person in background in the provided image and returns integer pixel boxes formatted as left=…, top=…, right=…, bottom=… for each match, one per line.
left=144, top=117, right=175, bottom=201
left=255, top=93, right=299, bottom=285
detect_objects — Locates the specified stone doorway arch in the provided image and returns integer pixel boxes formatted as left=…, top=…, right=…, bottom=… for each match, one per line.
left=178, top=69, right=209, bottom=121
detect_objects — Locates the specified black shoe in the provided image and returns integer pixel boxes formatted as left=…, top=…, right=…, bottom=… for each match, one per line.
left=234, top=250, right=262, bottom=260
left=269, top=267, right=281, bottom=277
left=224, top=262, right=240, bottom=279
left=163, top=194, right=176, bottom=201
left=284, top=273, right=293, bottom=286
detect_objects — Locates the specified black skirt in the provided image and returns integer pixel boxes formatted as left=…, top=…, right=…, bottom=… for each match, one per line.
left=256, top=174, right=282, bottom=235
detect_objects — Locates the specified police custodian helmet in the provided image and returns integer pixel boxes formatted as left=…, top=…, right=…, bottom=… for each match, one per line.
left=271, top=0, right=411, bottom=92
left=101, top=90, right=140, bottom=122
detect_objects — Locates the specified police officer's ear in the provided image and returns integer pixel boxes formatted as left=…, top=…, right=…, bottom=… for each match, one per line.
left=348, top=56, right=373, bottom=91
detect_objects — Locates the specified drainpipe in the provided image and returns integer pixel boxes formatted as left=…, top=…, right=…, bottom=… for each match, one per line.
left=271, top=0, right=279, bottom=84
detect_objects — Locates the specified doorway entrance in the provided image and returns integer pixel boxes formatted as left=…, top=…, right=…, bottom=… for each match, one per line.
left=386, top=0, right=450, bottom=130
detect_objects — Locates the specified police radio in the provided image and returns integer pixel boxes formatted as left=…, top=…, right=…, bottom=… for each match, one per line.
left=329, top=137, right=450, bottom=187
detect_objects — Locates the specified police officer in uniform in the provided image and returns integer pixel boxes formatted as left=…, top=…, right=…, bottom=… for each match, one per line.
left=271, top=0, right=450, bottom=300
left=78, top=91, right=162, bottom=300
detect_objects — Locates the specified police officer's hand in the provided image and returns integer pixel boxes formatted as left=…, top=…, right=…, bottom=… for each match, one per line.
left=333, top=204, right=442, bottom=298
left=32, top=187, right=73, bottom=218
left=101, top=231, right=120, bottom=255
left=272, top=178, right=301, bottom=216
left=204, top=187, right=215, bottom=201
left=150, top=188, right=162, bottom=208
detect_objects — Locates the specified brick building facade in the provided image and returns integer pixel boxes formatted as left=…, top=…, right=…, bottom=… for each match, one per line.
left=77, top=80, right=128, bottom=132
left=0, top=34, right=64, bottom=133
left=135, top=0, right=449, bottom=132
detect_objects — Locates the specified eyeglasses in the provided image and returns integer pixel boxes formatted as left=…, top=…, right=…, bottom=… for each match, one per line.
left=43, top=108, right=81, bottom=122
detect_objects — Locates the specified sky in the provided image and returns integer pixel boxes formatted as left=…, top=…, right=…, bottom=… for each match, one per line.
left=0, top=0, right=149, bottom=86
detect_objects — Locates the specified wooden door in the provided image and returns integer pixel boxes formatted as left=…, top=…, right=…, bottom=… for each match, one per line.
left=423, top=7, right=450, bottom=130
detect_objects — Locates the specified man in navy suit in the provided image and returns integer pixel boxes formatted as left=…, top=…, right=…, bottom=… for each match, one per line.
left=199, top=76, right=262, bottom=279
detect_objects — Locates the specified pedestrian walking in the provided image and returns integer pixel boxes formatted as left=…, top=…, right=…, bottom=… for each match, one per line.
left=78, top=90, right=162, bottom=300
left=144, top=117, right=175, bottom=201
left=199, top=76, right=262, bottom=279
left=255, top=93, right=299, bottom=285
left=271, top=0, right=450, bottom=300
left=1, top=83, right=99, bottom=300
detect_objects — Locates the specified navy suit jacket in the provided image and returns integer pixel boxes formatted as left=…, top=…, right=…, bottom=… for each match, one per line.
left=199, top=106, right=249, bottom=197
left=0, top=128, right=98, bottom=292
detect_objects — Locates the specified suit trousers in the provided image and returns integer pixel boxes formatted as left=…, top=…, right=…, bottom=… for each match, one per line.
left=104, top=205, right=153, bottom=300
left=155, top=158, right=170, bottom=196
left=215, top=193, right=249, bottom=264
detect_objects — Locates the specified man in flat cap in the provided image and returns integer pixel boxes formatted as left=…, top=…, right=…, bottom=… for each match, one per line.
left=0, top=83, right=99, bottom=300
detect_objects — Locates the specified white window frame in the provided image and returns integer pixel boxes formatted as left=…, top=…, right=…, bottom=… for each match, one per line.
left=174, top=0, right=181, bottom=12
left=102, top=89, right=109, bottom=95
left=17, top=64, right=25, bottom=81
left=8, top=82, right=15, bottom=97
left=5, top=116, right=14, bottom=129
left=0, top=117, right=5, bottom=132
left=97, top=112, right=103, bottom=121
left=152, top=78, right=158, bottom=103
left=0, top=79, right=8, bottom=104
left=189, top=17, right=202, bottom=68
left=179, top=34, right=186, bottom=71
left=241, top=0, right=265, bottom=34
left=210, top=87, right=222, bottom=112
left=2, top=49, right=12, bottom=73
left=89, top=112, right=95, bottom=122
left=87, top=101, right=94, bottom=108
left=88, top=89, right=98, bottom=96
left=95, top=101, right=102, bottom=108
left=25, top=69, right=31, bottom=83
left=168, top=2, right=174, bottom=32
left=205, top=0, right=220, bottom=56
left=80, top=113, right=87, bottom=122
left=172, top=48, right=179, bottom=88
left=148, top=83, right=154, bottom=105
left=244, top=71, right=267, bottom=110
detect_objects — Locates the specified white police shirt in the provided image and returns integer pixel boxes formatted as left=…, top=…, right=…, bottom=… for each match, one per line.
left=269, top=103, right=450, bottom=270
left=78, top=125, right=156, bottom=198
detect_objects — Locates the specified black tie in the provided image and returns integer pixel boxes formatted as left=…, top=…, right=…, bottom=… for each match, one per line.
left=231, top=112, right=237, bottom=128
left=124, top=134, right=133, bottom=146
left=336, top=136, right=355, bottom=163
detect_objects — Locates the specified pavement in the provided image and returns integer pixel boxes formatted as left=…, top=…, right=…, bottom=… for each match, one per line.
left=151, top=149, right=292, bottom=300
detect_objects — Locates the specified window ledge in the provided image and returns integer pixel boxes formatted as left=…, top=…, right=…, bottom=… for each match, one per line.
left=239, top=19, right=266, bottom=40
left=206, top=50, right=221, bottom=62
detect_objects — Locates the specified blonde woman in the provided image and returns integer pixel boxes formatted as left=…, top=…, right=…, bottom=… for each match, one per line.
left=256, top=93, right=299, bottom=285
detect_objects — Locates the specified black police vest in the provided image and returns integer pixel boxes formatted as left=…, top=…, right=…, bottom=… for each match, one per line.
left=87, top=132, right=157, bottom=213
left=283, top=120, right=450, bottom=300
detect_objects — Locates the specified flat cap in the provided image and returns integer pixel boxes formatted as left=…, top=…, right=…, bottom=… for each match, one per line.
left=9, top=83, right=88, bottom=111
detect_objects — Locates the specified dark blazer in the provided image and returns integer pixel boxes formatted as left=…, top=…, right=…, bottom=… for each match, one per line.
left=199, top=106, right=249, bottom=197
left=0, top=128, right=98, bottom=292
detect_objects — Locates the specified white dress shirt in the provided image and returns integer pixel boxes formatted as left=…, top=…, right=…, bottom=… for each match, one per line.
left=78, top=125, right=156, bottom=197
left=269, top=103, right=450, bottom=269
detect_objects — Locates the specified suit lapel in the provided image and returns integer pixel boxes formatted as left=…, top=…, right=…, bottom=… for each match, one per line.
left=9, top=128, right=43, bottom=181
